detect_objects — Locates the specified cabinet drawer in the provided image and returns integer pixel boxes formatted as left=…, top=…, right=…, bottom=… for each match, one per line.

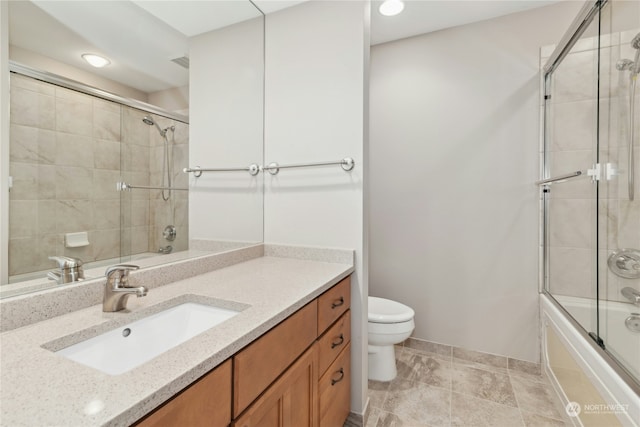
left=317, top=277, right=350, bottom=334
left=317, top=310, right=350, bottom=376
left=234, top=301, right=317, bottom=417
left=318, top=343, right=351, bottom=427
left=137, top=359, right=232, bottom=427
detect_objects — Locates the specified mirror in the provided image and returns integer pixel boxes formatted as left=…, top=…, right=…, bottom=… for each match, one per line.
left=3, top=1, right=265, bottom=298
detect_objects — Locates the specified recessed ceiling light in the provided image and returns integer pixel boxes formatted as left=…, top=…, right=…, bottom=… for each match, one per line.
left=81, top=53, right=110, bottom=68
left=379, top=0, right=404, bottom=17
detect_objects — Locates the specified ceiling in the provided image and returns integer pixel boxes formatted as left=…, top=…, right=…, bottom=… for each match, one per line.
left=8, top=0, right=561, bottom=94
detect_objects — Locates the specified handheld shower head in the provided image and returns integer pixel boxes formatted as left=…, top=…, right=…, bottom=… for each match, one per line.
left=142, top=115, right=167, bottom=137
left=631, top=33, right=640, bottom=74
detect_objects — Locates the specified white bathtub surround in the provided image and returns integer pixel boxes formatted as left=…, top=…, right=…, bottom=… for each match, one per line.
left=0, top=246, right=354, bottom=425
left=541, top=295, right=640, bottom=427
left=556, top=295, right=640, bottom=382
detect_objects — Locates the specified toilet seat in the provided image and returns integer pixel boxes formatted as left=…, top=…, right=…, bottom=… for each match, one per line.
left=368, top=296, right=415, bottom=324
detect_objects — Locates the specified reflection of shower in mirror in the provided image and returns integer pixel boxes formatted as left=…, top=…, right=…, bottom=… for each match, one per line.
left=142, top=116, right=176, bottom=201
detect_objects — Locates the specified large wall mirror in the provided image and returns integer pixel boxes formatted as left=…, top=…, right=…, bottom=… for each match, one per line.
left=2, top=0, right=265, bottom=298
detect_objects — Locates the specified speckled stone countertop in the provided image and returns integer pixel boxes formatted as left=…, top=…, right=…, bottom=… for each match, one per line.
left=0, top=253, right=353, bottom=426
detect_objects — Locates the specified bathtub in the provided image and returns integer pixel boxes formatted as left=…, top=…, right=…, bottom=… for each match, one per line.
left=541, top=294, right=640, bottom=426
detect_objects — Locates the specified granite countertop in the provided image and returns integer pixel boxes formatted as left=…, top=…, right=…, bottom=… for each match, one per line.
left=0, top=255, right=353, bottom=426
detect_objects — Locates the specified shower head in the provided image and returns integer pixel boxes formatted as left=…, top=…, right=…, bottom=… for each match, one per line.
left=632, top=33, right=640, bottom=50
left=616, top=58, right=634, bottom=71
left=632, top=32, right=640, bottom=74
left=142, top=115, right=166, bottom=137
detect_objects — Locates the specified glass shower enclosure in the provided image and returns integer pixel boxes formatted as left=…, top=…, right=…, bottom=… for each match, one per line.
left=541, top=0, right=640, bottom=387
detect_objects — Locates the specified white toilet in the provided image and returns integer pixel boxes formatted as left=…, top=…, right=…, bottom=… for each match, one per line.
left=368, top=296, right=415, bottom=381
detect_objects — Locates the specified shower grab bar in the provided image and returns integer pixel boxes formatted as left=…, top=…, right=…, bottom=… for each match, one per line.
left=116, top=182, right=188, bottom=192
left=535, top=171, right=583, bottom=186
left=183, top=164, right=261, bottom=177
left=263, top=157, right=355, bottom=175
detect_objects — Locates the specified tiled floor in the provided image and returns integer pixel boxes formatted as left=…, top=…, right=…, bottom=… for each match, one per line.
left=366, top=339, right=571, bottom=427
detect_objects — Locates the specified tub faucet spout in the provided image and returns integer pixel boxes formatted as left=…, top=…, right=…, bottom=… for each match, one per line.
left=103, top=264, right=147, bottom=312
left=621, top=287, right=640, bottom=306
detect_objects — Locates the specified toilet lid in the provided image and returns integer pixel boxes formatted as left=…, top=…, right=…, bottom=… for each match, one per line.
left=368, top=296, right=415, bottom=323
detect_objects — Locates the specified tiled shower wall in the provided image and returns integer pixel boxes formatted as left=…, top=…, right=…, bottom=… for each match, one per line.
left=544, top=27, right=640, bottom=303
left=8, top=73, right=188, bottom=279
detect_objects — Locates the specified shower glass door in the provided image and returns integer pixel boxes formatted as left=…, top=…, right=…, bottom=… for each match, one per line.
left=543, top=2, right=602, bottom=342
left=597, top=0, right=640, bottom=382
left=544, top=0, right=640, bottom=386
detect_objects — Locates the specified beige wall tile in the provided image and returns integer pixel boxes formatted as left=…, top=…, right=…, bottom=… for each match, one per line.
left=552, top=49, right=597, bottom=103
left=93, top=105, right=121, bottom=141
left=9, top=201, right=37, bottom=238
left=92, top=169, right=121, bottom=200
left=38, top=200, right=57, bottom=235
left=93, top=200, right=120, bottom=230
left=55, top=133, right=94, bottom=167
left=94, top=139, right=120, bottom=170
left=10, top=86, right=55, bottom=130
left=10, top=124, right=56, bottom=164
left=550, top=100, right=596, bottom=152
left=549, top=199, right=593, bottom=248
left=549, top=247, right=594, bottom=298
left=10, top=73, right=55, bottom=95
left=91, top=229, right=120, bottom=261
left=55, top=97, right=93, bottom=136
left=56, top=200, right=93, bottom=234
left=55, top=166, right=93, bottom=200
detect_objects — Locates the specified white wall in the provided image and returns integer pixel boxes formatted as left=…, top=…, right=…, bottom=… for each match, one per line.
left=189, top=17, right=264, bottom=244
left=263, top=0, right=369, bottom=415
left=369, top=1, right=582, bottom=363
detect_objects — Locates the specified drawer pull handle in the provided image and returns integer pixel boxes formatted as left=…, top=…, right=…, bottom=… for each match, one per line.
left=331, top=368, right=345, bottom=386
left=331, top=334, right=345, bottom=349
left=331, top=297, right=345, bottom=309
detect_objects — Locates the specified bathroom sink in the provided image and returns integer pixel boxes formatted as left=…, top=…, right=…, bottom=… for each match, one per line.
left=56, top=303, right=239, bottom=375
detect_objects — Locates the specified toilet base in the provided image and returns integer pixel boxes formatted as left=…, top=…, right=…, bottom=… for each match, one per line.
left=368, top=344, right=397, bottom=382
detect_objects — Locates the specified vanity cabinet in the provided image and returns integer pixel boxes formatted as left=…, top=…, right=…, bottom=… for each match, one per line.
left=134, top=276, right=351, bottom=427
left=234, top=343, right=319, bottom=427
left=136, top=359, right=232, bottom=427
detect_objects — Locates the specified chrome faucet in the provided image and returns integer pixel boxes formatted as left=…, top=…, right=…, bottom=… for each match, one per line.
left=621, top=287, right=640, bottom=306
left=47, top=256, right=84, bottom=284
left=103, top=264, right=147, bottom=312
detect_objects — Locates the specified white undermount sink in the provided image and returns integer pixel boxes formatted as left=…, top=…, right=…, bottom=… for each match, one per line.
left=56, top=303, right=239, bottom=375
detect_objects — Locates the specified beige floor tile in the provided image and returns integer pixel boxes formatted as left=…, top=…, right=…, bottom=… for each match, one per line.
left=511, top=376, right=563, bottom=420
left=452, top=365, right=517, bottom=407
left=521, top=411, right=570, bottom=427
left=396, top=348, right=452, bottom=389
left=450, top=392, right=524, bottom=427
left=383, top=378, right=451, bottom=426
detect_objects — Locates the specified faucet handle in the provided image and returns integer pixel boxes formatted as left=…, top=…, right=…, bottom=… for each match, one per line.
left=49, top=256, right=83, bottom=269
left=105, top=264, right=139, bottom=279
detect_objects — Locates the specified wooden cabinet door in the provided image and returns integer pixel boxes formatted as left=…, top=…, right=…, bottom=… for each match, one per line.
left=234, top=301, right=317, bottom=417
left=319, top=343, right=350, bottom=427
left=136, top=359, right=232, bottom=427
left=234, top=344, right=318, bottom=427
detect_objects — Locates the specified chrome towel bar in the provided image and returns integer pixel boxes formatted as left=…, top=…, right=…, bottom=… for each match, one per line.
left=117, top=182, right=188, bottom=192
left=535, top=171, right=583, bottom=186
left=183, top=164, right=261, bottom=177
left=183, top=158, right=355, bottom=177
left=262, top=157, right=355, bottom=175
